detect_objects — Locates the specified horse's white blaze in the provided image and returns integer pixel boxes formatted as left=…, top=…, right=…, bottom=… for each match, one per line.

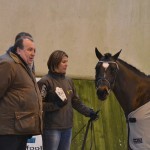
left=102, top=62, right=109, bottom=69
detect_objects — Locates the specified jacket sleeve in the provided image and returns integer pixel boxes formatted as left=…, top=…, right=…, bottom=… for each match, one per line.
left=37, top=77, right=60, bottom=112
left=69, top=79, right=92, bottom=117
left=0, top=61, right=15, bottom=100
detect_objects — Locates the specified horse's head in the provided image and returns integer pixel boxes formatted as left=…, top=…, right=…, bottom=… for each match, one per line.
left=95, top=48, right=122, bottom=100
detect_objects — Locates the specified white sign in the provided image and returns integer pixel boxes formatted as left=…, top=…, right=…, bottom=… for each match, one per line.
left=26, top=135, right=42, bottom=150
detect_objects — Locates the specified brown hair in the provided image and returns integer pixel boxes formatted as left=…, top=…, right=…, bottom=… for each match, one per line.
left=47, top=50, right=68, bottom=73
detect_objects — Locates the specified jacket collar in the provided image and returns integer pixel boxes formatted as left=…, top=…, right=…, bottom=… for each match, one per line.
left=48, top=71, right=65, bottom=79
left=7, top=49, right=36, bottom=83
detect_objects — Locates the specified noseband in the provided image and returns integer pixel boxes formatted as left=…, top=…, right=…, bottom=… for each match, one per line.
left=96, top=61, right=119, bottom=93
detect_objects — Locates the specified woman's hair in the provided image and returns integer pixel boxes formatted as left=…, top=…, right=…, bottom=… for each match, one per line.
left=47, top=50, right=68, bottom=73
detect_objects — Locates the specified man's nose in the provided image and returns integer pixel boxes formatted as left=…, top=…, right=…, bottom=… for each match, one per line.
left=31, top=50, right=36, bottom=56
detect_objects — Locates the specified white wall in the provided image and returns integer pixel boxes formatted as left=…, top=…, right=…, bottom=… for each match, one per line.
left=0, top=0, right=150, bottom=79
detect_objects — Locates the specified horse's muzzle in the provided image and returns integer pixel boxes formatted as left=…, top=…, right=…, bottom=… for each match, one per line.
left=96, top=86, right=109, bottom=100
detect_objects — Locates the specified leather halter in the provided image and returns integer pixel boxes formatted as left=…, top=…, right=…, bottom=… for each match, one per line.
left=96, top=60, right=119, bottom=93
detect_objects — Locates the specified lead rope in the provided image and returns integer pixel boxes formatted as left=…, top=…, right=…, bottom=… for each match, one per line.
left=72, top=110, right=100, bottom=150
left=81, top=119, right=91, bottom=150
left=71, top=121, right=94, bottom=150
left=81, top=110, right=100, bottom=150
left=72, top=124, right=87, bottom=141
left=89, top=120, right=97, bottom=150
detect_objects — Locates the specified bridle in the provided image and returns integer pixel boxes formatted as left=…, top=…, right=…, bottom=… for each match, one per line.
left=96, top=60, right=119, bottom=93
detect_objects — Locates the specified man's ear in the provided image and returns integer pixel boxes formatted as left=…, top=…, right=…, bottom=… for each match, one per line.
left=16, top=47, right=21, bottom=54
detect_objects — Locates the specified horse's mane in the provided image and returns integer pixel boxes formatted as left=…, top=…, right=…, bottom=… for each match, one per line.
left=102, top=53, right=149, bottom=78
left=117, top=58, right=148, bottom=78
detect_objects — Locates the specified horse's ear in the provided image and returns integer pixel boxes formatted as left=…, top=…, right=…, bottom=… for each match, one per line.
left=113, top=49, right=122, bottom=60
left=95, top=47, right=103, bottom=60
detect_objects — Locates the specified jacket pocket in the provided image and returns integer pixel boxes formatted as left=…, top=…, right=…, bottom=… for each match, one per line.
left=15, top=112, right=36, bottom=133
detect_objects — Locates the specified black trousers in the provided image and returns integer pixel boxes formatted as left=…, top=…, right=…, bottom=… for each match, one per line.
left=0, top=135, right=30, bottom=150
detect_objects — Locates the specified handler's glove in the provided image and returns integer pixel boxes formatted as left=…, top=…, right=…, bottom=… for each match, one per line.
left=89, top=109, right=99, bottom=121
left=55, top=87, right=68, bottom=107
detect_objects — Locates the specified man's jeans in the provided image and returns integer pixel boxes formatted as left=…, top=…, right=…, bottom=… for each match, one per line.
left=42, top=128, right=72, bottom=150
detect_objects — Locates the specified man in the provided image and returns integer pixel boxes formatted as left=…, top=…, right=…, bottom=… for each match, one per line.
left=0, top=34, right=42, bottom=150
left=9, top=32, right=35, bottom=73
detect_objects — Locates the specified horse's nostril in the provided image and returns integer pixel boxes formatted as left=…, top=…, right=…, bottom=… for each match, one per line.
left=103, top=89, right=108, bottom=95
left=97, top=86, right=109, bottom=93
left=97, top=88, right=107, bottom=95
left=96, top=86, right=109, bottom=100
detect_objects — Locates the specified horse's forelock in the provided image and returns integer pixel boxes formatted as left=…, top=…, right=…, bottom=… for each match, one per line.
left=101, top=53, right=112, bottom=61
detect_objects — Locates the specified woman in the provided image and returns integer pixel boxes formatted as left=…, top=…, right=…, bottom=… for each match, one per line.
left=37, top=50, right=98, bottom=150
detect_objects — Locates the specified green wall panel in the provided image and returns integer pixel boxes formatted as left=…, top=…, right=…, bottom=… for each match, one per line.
left=71, top=79, right=127, bottom=150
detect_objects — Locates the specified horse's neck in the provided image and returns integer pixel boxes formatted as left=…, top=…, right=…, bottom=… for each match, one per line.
left=113, top=63, right=150, bottom=115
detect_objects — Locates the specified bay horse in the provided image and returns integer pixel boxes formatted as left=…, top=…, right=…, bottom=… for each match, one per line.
left=95, top=48, right=150, bottom=150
